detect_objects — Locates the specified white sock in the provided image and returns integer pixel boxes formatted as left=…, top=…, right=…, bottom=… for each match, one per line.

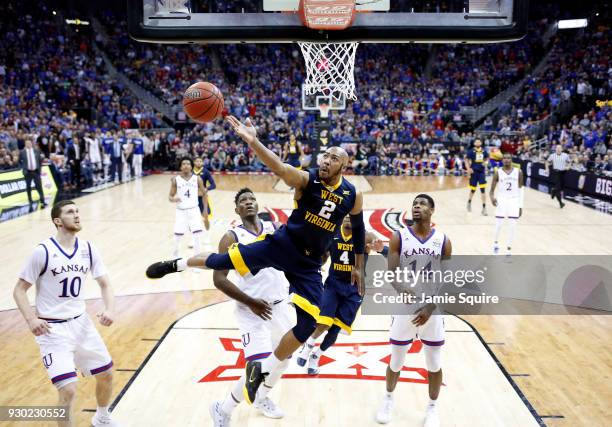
left=177, top=258, right=187, bottom=271
left=305, top=337, right=316, bottom=349
left=259, top=360, right=289, bottom=400
left=261, top=353, right=281, bottom=374
left=173, top=234, right=181, bottom=257
left=96, top=406, right=109, bottom=417
left=221, top=376, right=244, bottom=414
left=192, top=232, right=201, bottom=255
left=385, top=391, right=394, bottom=399
left=428, top=399, right=437, bottom=407
left=507, top=218, right=517, bottom=248
left=494, top=217, right=503, bottom=243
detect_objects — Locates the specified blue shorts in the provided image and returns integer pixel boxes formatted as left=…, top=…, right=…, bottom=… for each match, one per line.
left=318, top=275, right=362, bottom=334
left=227, top=226, right=323, bottom=320
left=469, top=170, right=487, bottom=189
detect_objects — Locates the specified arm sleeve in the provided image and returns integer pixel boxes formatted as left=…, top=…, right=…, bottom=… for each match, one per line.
left=19, top=245, right=47, bottom=285
left=350, top=212, right=366, bottom=254
left=87, top=242, right=108, bottom=279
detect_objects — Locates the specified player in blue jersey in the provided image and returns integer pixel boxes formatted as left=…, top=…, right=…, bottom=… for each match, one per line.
left=296, top=216, right=386, bottom=375
left=193, top=156, right=216, bottom=222
left=465, top=139, right=489, bottom=216
left=146, top=115, right=366, bottom=406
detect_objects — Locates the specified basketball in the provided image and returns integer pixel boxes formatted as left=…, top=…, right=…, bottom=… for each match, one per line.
left=183, top=82, right=224, bottom=123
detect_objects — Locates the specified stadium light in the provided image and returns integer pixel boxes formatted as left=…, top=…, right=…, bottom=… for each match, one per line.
left=65, top=19, right=90, bottom=26
left=557, top=19, right=588, bottom=30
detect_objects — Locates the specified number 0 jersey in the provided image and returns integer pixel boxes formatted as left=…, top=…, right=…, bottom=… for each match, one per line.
left=286, top=168, right=357, bottom=258
left=19, top=237, right=107, bottom=319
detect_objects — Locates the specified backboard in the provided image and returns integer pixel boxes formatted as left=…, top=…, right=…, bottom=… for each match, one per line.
left=128, top=0, right=529, bottom=44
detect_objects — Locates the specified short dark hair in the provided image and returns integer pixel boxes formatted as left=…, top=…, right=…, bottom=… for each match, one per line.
left=235, top=187, right=254, bottom=205
left=414, top=194, right=435, bottom=208
left=179, top=156, right=193, bottom=168
left=51, top=200, right=75, bottom=222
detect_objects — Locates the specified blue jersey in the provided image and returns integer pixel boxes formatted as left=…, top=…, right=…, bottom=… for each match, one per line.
left=467, top=147, right=487, bottom=172
left=131, top=138, right=144, bottom=155
left=194, top=167, right=216, bottom=191
left=329, top=229, right=354, bottom=283
left=286, top=169, right=357, bottom=258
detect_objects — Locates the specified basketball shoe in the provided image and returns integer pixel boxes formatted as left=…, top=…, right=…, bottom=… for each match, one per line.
left=307, top=350, right=320, bottom=376
left=91, top=414, right=120, bottom=427
left=146, top=259, right=180, bottom=279
left=253, top=396, right=285, bottom=419
left=209, top=400, right=231, bottom=427
left=296, top=343, right=313, bottom=367
left=375, top=394, right=394, bottom=424
left=424, top=403, right=440, bottom=427
left=243, top=360, right=267, bottom=404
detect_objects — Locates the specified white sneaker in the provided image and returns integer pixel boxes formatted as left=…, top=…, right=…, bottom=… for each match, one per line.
left=307, top=351, right=320, bottom=375
left=253, top=396, right=285, bottom=419
left=375, top=395, right=393, bottom=424
left=466, top=200, right=472, bottom=212
left=91, top=414, right=120, bottom=427
left=482, top=206, right=488, bottom=216
left=296, top=343, right=312, bottom=367
left=424, top=404, right=439, bottom=427
left=209, top=400, right=231, bottom=427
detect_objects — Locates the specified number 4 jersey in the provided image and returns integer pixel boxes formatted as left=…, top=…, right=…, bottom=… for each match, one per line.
left=19, top=238, right=107, bottom=319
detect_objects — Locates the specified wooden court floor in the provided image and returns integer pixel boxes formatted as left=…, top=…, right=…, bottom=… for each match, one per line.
left=0, top=174, right=611, bottom=426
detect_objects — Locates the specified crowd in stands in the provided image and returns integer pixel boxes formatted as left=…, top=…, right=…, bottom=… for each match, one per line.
left=488, top=27, right=610, bottom=134
left=1, top=1, right=609, bottom=193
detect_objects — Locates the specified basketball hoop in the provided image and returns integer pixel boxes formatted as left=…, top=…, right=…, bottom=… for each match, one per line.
left=319, top=103, right=331, bottom=119
left=298, top=0, right=359, bottom=101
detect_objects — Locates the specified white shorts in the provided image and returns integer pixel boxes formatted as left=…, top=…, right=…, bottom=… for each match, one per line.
left=495, top=198, right=520, bottom=219
left=235, top=299, right=295, bottom=361
left=174, top=207, right=203, bottom=235
left=35, top=314, right=113, bottom=388
left=389, top=314, right=445, bottom=346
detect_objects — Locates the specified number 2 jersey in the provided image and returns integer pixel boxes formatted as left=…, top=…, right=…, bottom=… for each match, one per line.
left=19, top=237, right=107, bottom=319
left=286, top=168, right=357, bottom=258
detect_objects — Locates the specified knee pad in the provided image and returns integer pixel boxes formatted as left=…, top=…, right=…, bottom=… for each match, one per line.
left=389, top=344, right=408, bottom=373
left=292, top=308, right=317, bottom=343
left=424, top=345, right=442, bottom=373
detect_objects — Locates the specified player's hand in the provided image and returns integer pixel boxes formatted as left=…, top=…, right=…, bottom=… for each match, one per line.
left=247, top=298, right=272, bottom=320
left=28, top=318, right=51, bottom=336
left=370, top=239, right=385, bottom=253
left=226, top=116, right=257, bottom=145
left=97, top=311, right=114, bottom=327
left=171, top=196, right=181, bottom=203
left=203, top=215, right=210, bottom=230
left=351, top=268, right=365, bottom=297
left=491, top=197, right=497, bottom=207
left=519, top=208, right=522, bottom=218
left=412, top=304, right=434, bottom=327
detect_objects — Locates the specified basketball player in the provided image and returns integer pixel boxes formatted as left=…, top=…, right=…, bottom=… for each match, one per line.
left=147, top=115, right=365, bottom=406
left=466, top=139, right=489, bottom=215
left=376, top=194, right=452, bottom=427
left=13, top=200, right=119, bottom=427
left=296, top=216, right=383, bottom=375
left=84, top=132, right=102, bottom=185
left=209, top=188, right=292, bottom=426
left=194, top=156, right=216, bottom=222
left=282, top=134, right=303, bottom=168
left=130, top=132, right=144, bottom=178
left=490, top=152, right=524, bottom=255
left=169, top=157, right=209, bottom=258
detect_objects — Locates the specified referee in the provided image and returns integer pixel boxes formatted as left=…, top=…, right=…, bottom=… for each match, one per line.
left=545, top=144, right=570, bottom=208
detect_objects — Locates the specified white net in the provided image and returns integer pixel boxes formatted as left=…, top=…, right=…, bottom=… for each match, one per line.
left=298, top=42, right=359, bottom=102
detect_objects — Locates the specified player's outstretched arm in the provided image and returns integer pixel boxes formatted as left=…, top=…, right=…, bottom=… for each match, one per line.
left=227, top=115, right=308, bottom=189
left=212, top=232, right=272, bottom=320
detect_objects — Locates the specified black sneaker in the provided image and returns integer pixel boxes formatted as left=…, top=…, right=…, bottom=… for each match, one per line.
left=243, top=360, right=266, bottom=405
left=146, top=259, right=180, bottom=279
left=560, top=202, right=565, bottom=209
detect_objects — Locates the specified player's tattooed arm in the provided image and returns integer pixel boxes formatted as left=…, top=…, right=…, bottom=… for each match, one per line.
left=226, top=115, right=308, bottom=190
left=168, top=177, right=180, bottom=203
left=212, top=231, right=272, bottom=320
